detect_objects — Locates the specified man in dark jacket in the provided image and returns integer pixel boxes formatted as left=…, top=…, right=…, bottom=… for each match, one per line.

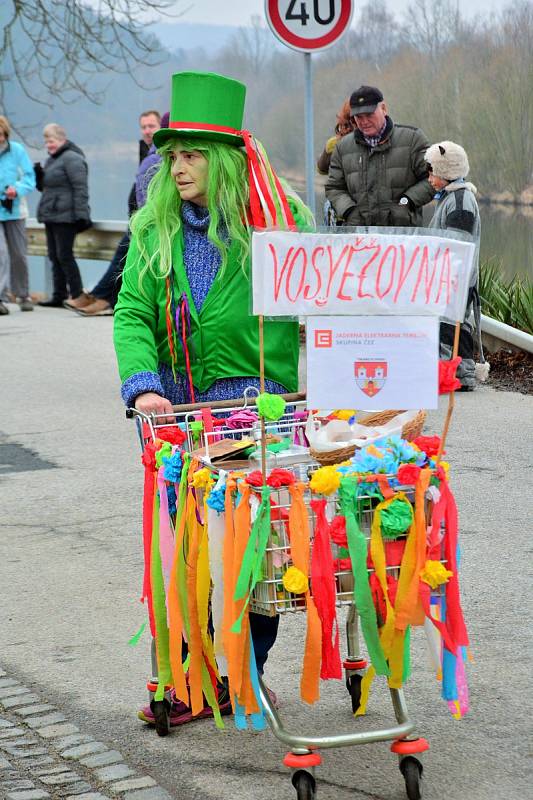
left=325, top=85, right=434, bottom=227
left=36, top=123, right=91, bottom=306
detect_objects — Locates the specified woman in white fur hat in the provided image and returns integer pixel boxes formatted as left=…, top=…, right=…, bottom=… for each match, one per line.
left=425, top=140, right=487, bottom=390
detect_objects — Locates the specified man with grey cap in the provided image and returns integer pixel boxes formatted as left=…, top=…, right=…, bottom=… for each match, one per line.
left=325, top=85, right=434, bottom=227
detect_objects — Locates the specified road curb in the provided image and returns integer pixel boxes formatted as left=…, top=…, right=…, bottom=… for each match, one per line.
left=0, top=670, right=171, bottom=800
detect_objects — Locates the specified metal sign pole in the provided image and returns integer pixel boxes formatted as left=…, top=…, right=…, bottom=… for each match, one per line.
left=303, top=51, right=316, bottom=219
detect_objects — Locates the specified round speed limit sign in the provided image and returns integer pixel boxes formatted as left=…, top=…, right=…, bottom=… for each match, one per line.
left=265, top=0, right=354, bottom=53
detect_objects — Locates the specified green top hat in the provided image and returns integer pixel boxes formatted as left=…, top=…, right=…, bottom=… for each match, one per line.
left=153, top=71, right=246, bottom=149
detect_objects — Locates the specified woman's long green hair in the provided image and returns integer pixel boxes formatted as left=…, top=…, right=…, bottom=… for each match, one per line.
left=130, top=137, right=251, bottom=284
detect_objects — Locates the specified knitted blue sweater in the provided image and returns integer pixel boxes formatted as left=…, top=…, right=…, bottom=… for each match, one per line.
left=121, top=202, right=287, bottom=407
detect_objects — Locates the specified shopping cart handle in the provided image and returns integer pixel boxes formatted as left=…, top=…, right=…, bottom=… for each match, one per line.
left=170, top=391, right=306, bottom=413
left=125, top=391, right=306, bottom=419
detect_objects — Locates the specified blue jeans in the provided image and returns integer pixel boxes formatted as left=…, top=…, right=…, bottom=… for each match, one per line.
left=92, top=232, right=130, bottom=307
left=180, top=612, right=279, bottom=675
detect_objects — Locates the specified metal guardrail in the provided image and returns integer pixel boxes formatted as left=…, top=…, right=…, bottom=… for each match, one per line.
left=26, top=218, right=127, bottom=262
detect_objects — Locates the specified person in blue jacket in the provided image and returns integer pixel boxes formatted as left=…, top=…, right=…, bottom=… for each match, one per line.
left=0, top=115, right=36, bottom=315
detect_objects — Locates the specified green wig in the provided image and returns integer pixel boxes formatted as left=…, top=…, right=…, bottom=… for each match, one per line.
left=130, top=137, right=251, bottom=285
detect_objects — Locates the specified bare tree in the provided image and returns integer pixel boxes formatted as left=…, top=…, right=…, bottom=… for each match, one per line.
left=0, top=0, right=183, bottom=110
left=401, top=0, right=469, bottom=64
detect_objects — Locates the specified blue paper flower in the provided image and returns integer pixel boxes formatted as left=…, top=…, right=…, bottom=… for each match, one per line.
left=163, top=450, right=182, bottom=483
left=206, top=487, right=225, bottom=513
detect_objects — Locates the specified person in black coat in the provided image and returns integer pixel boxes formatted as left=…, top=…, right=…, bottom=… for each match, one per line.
left=36, top=123, right=91, bottom=307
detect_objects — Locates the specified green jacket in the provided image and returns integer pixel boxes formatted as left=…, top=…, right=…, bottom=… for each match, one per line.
left=114, top=222, right=300, bottom=395
left=325, top=118, right=434, bottom=227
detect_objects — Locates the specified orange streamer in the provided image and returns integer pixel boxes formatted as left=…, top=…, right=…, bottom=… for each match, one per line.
left=288, top=483, right=322, bottom=704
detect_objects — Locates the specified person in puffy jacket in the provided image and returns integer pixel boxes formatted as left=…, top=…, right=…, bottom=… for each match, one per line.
left=36, top=123, right=91, bottom=307
left=425, top=140, right=485, bottom=391
left=325, top=85, right=434, bottom=227
left=0, top=115, right=36, bottom=315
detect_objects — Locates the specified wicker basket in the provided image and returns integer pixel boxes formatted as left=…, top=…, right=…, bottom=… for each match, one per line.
left=309, top=409, right=427, bottom=466
left=309, top=442, right=357, bottom=466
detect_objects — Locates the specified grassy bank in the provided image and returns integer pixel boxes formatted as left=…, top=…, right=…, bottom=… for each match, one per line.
left=480, top=261, right=533, bottom=335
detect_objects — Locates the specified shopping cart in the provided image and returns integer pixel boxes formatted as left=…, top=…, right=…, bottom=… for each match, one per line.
left=129, top=391, right=446, bottom=800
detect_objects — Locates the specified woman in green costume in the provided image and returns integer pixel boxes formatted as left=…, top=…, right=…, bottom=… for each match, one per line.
left=113, top=71, right=313, bottom=727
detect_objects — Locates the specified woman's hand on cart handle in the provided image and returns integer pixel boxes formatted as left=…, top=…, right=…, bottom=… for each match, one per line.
left=135, top=392, right=175, bottom=423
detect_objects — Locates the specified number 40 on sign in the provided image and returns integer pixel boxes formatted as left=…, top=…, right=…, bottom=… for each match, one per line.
left=265, top=0, right=354, bottom=53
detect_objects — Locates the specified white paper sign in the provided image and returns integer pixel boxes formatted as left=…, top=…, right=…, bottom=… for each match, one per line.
left=307, top=316, right=439, bottom=410
left=252, top=230, right=475, bottom=321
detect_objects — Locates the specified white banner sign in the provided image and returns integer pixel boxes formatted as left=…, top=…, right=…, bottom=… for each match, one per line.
left=252, top=230, right=475, bottom=320
left=307, top=316, right=439, bottom=410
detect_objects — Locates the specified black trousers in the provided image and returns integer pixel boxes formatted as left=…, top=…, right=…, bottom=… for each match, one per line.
left=45, top=222, right=83, bottom=300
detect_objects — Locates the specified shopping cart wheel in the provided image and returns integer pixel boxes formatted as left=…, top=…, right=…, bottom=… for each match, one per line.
left=346, top=673, right=363, bottom=713
left=400, top=756, right=423, bottom=800
left=292, top=770, right=315, bottom=800
left=151, top=699, right=171, bottom=737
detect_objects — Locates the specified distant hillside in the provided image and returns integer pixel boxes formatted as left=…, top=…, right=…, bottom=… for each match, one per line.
left=149, top=21, right=238, bottom=54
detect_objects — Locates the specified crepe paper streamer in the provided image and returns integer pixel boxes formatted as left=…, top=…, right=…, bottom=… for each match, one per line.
left=157, top=465, right=175, bottom=594
left=141, top=457, right=157, bottom=637
left=339, top=478, right=389, bottom=677
left=165, top=454, right=192, bottom=706
left=127, top=620, right=147, bottom=647
left=256, top=392, right=286, bottom=421
left=380, top=496, right=414, bottom=540
left=310, top=466, right=341, bottom=496
left=223, top=481, right=260, bottom=718
left=282, top=566, right=309, bottom=594
left=150, top=490, right=173, bottom=702
left=397, top=463, right=421, bottom=486
left=447, top=647, right=469, bottom=719
left=440, top=481, right=469, bottom=649
left=439, top=357, right=462, bottom=393
left=420, top=560, right=453, bottom=589
left=424, top=616, right=442, bottom=678
left=355, top=665, right=375, bottom=716
left=287, top=483, right=322, bottom=704
left=233, top=632, right=266, bottom=732
left=206, top=501, right=228, bottom=675
left=232, top=485, right=271, bottom=633
left=394, top=469, right=431, bottom=634
left=310, top=499, right=342, bottom=680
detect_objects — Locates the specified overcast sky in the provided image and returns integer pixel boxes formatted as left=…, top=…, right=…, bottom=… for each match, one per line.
left=170, top=0, right=509, bottom=27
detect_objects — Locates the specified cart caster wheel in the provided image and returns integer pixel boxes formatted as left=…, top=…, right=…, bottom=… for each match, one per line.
left=346, top=673, right=363, bottom=713
left=151, top=699, right=170, bottom=737
left=401, top=756, right=423, bottom=800
left=292, top=770, right=316, bottom=800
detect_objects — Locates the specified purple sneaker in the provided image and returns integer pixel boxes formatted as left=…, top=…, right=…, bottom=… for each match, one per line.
left=138, top=686, right=232, bottom=734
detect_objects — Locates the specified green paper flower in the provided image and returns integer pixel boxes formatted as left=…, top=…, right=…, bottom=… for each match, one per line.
left=257, top=392, right=286, bottom=421
left=380, top=498, right=413, bottom=540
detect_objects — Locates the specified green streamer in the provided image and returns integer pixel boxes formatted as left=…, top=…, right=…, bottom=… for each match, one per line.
left=127, top=621, right=147, bottom=647
left=402, top=626, right=411, bottom=682
left=339, top=478, right=389, bottom=677
left=231, top=486, right=271, bottom=633
left=151, top=491, right=172, bottom=701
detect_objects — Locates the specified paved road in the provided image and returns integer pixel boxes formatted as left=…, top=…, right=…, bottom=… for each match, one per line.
left=1, top=305, right=531, bottom=800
